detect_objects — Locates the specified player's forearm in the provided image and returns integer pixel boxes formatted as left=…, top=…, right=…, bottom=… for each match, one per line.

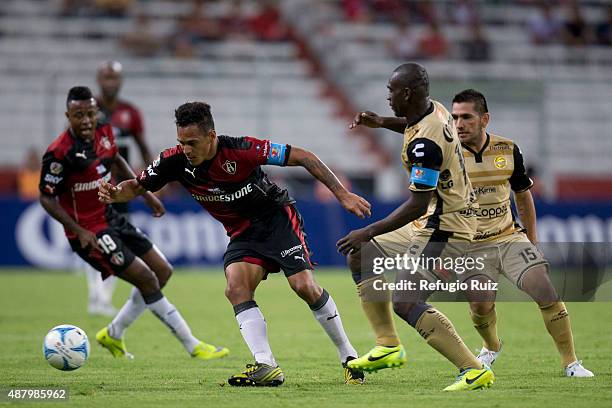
left=39, top=194, right=85, bottom=235
left=515, top=190, right=538, bottom=243
left=113, top=153, right=138, bottom=180
left=288, top=148, right=348, bottom=199
left=365, top=196, right=429, bottom=238
left=136, top=140, right=153, bottom=165
left=380, top=116, right=408, bottom=134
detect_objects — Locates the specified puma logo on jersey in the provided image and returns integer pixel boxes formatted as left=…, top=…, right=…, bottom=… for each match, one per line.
left=184, top=168, right=196, bottom=178
left=75, top=151, right=87, bottom=159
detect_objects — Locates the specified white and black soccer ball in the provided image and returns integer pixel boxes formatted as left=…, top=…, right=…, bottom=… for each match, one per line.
left=43, top=325, right=89, bottom=371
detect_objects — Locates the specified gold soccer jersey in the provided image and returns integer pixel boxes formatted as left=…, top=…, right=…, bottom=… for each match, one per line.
left=401, top=100, right=477, bottom=239
left=462, top=133, right=533, bottom=241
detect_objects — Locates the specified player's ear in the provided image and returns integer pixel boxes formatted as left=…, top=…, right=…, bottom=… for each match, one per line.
left=403, top=87, right=411, bottom=101
left=208, top=129, right=216, bottom=140
left=481, top=112, right=490, bottom=128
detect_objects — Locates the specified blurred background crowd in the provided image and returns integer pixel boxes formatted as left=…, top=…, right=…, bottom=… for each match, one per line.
left=1, top=0, right=611, bottom=203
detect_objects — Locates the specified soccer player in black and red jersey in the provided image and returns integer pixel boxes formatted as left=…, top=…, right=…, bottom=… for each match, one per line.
left=83, top=60, right=153, bottom=316
left=99, top=102, right=372, bottom=386
left=39, top=87, right=229, bottom=362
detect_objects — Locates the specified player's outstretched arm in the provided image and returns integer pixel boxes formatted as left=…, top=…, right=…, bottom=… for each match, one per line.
left=349, top=111, right=407, bottom=134
left=39, top=194, right=101, bottom=251
left=336, top=191, right=432, bottom=255
left=98, top=179, right=145, bottom=204
left=514, top=189, right=538, bottom=244
left=111, top=153, right=165, bottom=217
left=286, top=146, right=371, bottom=218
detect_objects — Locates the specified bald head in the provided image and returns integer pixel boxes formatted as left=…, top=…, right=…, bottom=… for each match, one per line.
left=97, top=60, right=123, bottom=101
left=387, top=63, right=430, bottom=117
left=391, top=63, right=429, bottom=95
left=97, top=60, right=123, bottom=75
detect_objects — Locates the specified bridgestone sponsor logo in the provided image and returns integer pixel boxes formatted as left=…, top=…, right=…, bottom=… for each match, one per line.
left=73, top=173, right=111, bottom=192
left=281, top=244, right=302, bottom=258
left=193, top=183, right=253, bottom=202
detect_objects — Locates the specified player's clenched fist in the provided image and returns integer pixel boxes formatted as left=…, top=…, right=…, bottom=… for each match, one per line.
left=98, top=180, right=121, bottom=203
left=349, top=111, right=383, bottom=129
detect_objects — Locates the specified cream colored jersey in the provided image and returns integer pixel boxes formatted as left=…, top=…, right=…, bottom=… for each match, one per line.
left=462, top=133, right=533, bottom=241
left=400, top=100, right=477, bottom=239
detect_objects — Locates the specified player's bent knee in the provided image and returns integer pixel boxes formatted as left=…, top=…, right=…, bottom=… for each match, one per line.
left=156, top=263, right=173, bottom=288
left=224, top=284, right=252, bottom=304
left=288, top=274, right=322, bottom=303
left=521, top=265, right=558, bottom=304
left=393, top=301, right=431, bottom=327
left=469, top=301, right=495, bottom=315
left=121, top=261, right=160, bottom=297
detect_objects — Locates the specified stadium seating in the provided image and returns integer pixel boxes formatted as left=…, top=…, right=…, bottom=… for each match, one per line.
left=0, top=0, right=382, bottom=175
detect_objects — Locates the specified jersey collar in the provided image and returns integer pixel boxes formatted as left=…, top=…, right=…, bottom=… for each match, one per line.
left=405, top=101, right=434, bottom=129
left=462, top=133, right=490, bottom=163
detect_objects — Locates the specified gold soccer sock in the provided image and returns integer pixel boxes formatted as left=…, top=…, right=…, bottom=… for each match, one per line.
left=415, top=308, right=482, bottom=371
left=470, top=305, right=501, bottom=352
left=358, top=276, right=401, bottom=347
left=540, top=301, right=577, bottom=367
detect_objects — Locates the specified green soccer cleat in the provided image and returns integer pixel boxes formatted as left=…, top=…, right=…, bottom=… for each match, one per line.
left=443, top=367, right=495, bottom=391
left=346, top=345, right=407, bottom=373
left=228, top=363, right=285, bottom=387
left=191, top=341, right=230, bottom=360
left=343, top=357, right=365, bottom=384
left=96, top=327, right=133, bottom=359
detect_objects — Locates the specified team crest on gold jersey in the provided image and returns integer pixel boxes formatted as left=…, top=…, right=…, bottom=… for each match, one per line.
left=222, top=160, right=237, bottom=175
left=494, top=156, right=507, bottom=169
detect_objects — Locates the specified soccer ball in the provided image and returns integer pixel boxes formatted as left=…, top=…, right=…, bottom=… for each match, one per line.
left=43, top=325, right=90, bottom=371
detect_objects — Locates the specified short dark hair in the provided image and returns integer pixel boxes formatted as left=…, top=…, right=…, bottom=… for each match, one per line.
left=175, top=102, right=215, bottom=133
left=66, top=86, right=94, bottom=108
left=452, top=89, right=488, bottom=115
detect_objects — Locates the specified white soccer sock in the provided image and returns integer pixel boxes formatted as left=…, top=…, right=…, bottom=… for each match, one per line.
left=84, top=264, right=100, bottom=306
left=108, top=287, right=146, bottom=339
left=235, top=302, right=276, bottom=366
left=145, top=295, right=200, bottom=354
left=310, top=290, right=357, bottom=363
left=99, top=275, right=117, bottom=306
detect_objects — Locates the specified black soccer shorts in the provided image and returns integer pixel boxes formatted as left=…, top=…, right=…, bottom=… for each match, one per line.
left=223, top=205, right=314, bottom=278
left=69, top=213, right=153, bottom=279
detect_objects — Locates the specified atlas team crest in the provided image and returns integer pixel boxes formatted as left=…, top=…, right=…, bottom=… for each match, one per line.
left=222, top=160, right=237, bottom=175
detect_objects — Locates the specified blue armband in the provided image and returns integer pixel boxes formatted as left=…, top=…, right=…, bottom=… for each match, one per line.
left=410, top=166, right=439, bottom=187
left=267, top=143, right=288, bottom=166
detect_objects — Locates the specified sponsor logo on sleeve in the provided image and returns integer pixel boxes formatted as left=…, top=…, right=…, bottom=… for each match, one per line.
left=50, top=162, right=63, bottom=175
left=44, top=174, right=63, bottom=184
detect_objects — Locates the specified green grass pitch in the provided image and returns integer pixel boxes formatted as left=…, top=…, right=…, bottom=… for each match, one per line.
left=1, top=269, right=611, bottom=407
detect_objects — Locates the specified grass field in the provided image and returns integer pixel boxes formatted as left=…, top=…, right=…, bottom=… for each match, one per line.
left=1, top=268, right=611, bottom=408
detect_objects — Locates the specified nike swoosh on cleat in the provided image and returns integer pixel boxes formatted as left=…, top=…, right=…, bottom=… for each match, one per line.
left=367, top=350, right=399, bottom=361
left=465, top=370, right=487, bottom=385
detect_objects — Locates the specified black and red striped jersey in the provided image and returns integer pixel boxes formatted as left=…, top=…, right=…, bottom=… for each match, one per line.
left=96, top=98, right=144, bottom=164
left=39, top=124, right=118, bottom=239
left=137, top=135, right=294, bottom=237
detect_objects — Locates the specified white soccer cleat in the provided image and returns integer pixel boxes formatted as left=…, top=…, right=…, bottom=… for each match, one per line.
left=565, top=360, right=594, bottom=377
left=476, top=343, right=502, bottom=367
